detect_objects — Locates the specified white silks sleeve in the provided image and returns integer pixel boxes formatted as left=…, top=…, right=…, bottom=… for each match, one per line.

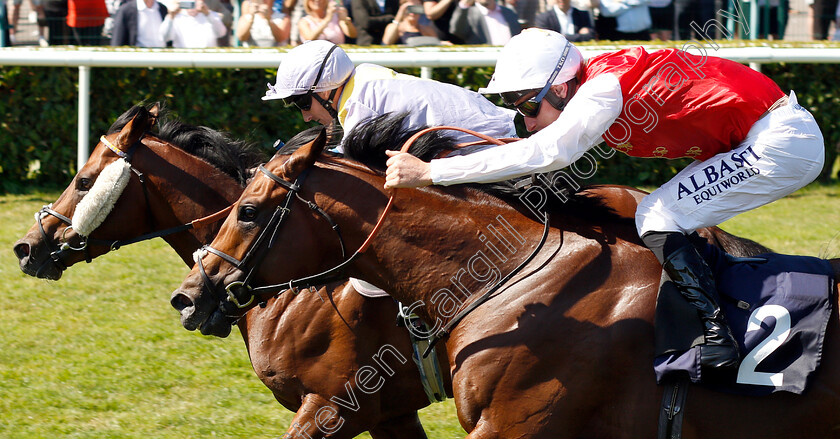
left=429, top=73, right=624, bottom=186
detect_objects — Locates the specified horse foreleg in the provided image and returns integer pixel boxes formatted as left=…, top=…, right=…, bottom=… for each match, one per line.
left=282, top=394, right=361, bottom=439
left=368, top=411, right=429, bottom=439
left=463, top=420, right=499, bottom=439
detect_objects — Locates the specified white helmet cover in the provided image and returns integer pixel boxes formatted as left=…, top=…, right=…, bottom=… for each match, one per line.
left=479, top=29, right=583, bottom=95
left=263, top=40, right=355, bottom=101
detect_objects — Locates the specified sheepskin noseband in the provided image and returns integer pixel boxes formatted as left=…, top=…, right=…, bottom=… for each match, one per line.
left=71, top=158, right=132, bottom=237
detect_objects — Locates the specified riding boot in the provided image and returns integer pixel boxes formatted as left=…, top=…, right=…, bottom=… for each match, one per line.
left=642, top=232, right=741, bottom=371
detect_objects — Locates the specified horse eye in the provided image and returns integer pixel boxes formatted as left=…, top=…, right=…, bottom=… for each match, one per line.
left=77, top=177, right=92, bottom=191
left=239, top=205, right=258, bottom=222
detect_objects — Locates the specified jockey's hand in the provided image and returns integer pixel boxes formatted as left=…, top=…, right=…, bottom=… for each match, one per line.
left=384, top=150, right=432, bottom=189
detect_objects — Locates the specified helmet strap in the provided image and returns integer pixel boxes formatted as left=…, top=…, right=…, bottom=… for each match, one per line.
left=544, top=76, right=580, bottom=113
left=312, top=87, right=340, bottom=120
left=309, top=43, right=342, bottom=120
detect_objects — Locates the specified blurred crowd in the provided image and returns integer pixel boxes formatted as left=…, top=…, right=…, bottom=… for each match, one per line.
left=2, top=0, right=839, bottom=47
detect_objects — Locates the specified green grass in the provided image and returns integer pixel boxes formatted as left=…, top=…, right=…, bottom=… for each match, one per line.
left=1, top=183, right=838, bottom=438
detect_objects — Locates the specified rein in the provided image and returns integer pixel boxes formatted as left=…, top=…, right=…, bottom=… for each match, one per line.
left=201, top=126, right=552, bottom=344
left=36, top=134, right=233, bottom=269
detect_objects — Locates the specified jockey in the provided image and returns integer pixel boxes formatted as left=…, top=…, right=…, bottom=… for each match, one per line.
left=263, top=40, right=517, bottom=150
left=383, top=28, right=826, bottom=372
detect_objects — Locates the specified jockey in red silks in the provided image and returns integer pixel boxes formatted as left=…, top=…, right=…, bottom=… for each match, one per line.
left=384, top=28, right=826, bottom=372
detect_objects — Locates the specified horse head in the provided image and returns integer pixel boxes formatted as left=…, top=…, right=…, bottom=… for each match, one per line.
left=14, top=104, right=160, bottom=280
left=170, top=128, right=339, bottom=337
left=13, top=102, right=262, bottom=280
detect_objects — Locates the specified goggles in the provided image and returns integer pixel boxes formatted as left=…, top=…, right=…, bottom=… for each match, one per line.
left=501, top=89, right=541, bottom=118
left=499, top=41, right=572, bottom=118
left=281, top=93, right=313, bottom=112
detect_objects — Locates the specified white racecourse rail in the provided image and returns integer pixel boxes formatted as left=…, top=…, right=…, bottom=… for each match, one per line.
left=1, top=44, right=840, bottom=169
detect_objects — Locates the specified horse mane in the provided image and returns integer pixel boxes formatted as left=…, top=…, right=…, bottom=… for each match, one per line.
left=107, top=102, right=268, bottom=186
left=275, top=124, right=344, bottom=157
left=343, top=112, right=625, bottom=224
left=343, top=112, right=456, bottom=164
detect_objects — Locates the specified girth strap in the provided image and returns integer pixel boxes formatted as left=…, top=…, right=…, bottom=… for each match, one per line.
left=658, top=377, right=689, bottom=439
left=422, top=210, right=551, bottom=357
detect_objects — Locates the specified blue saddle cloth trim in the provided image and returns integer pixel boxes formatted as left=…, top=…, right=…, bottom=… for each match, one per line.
left=654, top=244, right=834, bottom=396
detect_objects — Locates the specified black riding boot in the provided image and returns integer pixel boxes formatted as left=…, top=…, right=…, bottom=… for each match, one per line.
left=642, top=232, right=741, bottom=371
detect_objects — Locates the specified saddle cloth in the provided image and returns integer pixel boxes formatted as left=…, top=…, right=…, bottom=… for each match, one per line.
left=654, top=243, right=835, bottom=395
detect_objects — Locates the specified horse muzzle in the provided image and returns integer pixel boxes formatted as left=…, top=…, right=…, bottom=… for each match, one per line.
left=13, top=238, right=64, bottom=280
left=171, top=284, right=233, bottom=338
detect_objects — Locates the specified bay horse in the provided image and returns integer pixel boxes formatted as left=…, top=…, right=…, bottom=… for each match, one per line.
left=172, top=114, right=840, bottom=438
left=12, top=104, right=446, bottom=439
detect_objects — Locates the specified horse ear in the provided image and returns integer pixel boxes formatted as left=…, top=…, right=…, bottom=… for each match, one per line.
left=282, top=127, right=327, bottom=177
left=148, top=103, right=161, bottom=127
left=116, top=110, right=151, bottom=149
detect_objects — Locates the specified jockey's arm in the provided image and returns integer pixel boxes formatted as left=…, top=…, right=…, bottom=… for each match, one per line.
left=427, top=73, right=624, bottom=186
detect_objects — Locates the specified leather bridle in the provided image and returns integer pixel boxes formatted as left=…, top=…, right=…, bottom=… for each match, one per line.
left=195, top=164, right=349, bottom=312
left=33, top=134, right=233, bottom=274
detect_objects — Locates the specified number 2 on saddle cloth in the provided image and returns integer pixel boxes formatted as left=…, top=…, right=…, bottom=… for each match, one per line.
left=653, top=241, right=835, bottom=396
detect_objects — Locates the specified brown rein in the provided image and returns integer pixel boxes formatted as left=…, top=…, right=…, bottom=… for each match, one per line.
left=357, top=126, right=513, bottom=253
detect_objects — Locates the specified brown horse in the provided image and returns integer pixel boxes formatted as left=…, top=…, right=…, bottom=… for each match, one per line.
left=172, top=117, right=840, bottom=439
left=12, top=104, right=445, bottom=439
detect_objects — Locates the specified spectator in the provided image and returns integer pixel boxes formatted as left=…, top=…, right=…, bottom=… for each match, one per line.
left=648, top=0, right=671, bottom=40
left=1, top=0, right=10, bottom=46
left=284, top=0, right=305, bottom=44
left=66, top=0, right=108, bottom=44
left=204, top=0, right=233, bottom=44
left=812, top=0, right=838, bottom=39
left=597, top=0, right=650, bottom=40
left=755, top=0, right=785, bottom=39
left=9, top=0, right=48, bottom=45
left=449, top=0, right=521, bottom=45
left=590, top=0, right=617, bottom=40
left=834, top=0, right=840, bottom=40
left=161, top=0, right=226, bottom=47
left=504, top=0, right=540, bottom=27
left=102, top=0, right=122, bottom=41
left=236, top=0, right=291, bottom=46
left=421, top=0, right=458, bottom=41
left=383, top=0, right=439, bottom=43
left=351, top=0, right=398, bottom=44
left=42, top=0, right=69, bottom=44
left=110, top=0, right=169, bottom=46
left=675, top=0, right=712, bottom=40
left=298, top=0, right=356, bottom=43
left=534, top=0, right=593, bottom=41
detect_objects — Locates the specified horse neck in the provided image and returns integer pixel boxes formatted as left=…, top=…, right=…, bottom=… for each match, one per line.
left=315, top=162, right=549, bottom=325
left=134, top=138, right=245, bottom=265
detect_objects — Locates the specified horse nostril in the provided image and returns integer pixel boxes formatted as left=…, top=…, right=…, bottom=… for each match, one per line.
left=171, top=292, right=194, bottom=311
left=13, top=242, right=31, bottom=260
